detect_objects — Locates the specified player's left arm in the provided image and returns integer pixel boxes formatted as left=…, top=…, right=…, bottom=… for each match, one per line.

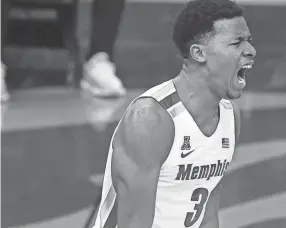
left=199, top=181, right=221, bottom=228
left=200, top=101, right=241, bottom=228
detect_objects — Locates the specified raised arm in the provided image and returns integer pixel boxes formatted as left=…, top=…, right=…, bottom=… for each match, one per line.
left=111, top=97, right=175, bottom=228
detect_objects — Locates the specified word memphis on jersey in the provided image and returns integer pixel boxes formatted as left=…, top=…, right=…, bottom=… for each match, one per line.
left=175, top=160, right=230, bottom=181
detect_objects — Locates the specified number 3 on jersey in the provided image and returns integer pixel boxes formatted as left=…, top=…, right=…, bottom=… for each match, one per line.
left=184, top=188, right=209, bottom=227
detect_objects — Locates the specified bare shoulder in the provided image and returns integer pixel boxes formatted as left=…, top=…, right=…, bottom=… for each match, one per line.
left=113, top=96, right=175, bottom=171
left=111, top=97, right=175, bottom=227
left=230, top=100, right=241, bottom=145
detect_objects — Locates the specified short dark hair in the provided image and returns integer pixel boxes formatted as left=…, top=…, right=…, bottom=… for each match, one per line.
left=173, top=0, right=244, bottom=58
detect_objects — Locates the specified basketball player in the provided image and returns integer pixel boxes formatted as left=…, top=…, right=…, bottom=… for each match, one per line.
left=93, top=0, right=256, bottom=227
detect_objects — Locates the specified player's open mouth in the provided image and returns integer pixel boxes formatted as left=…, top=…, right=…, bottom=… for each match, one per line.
left=237, top=63, right=253, bottom=86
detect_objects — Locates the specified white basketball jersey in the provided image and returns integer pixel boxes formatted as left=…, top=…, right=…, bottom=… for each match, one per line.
left=93, top=80, right=235, bottom=228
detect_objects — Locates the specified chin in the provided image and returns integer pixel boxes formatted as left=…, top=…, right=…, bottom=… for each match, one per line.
left=226, top=90, right=243, bottom=100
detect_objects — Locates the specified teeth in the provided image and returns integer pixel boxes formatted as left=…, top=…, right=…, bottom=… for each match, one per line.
left=238, top=76, right=246, bottom=85
left=242, top=64, right=252, bottom=69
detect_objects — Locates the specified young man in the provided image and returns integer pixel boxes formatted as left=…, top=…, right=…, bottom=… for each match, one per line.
left=93, top=0, right=256, bottom=227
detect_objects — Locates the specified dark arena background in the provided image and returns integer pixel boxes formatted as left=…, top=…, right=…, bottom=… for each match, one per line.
left=1, top=0, right=286, bottom=228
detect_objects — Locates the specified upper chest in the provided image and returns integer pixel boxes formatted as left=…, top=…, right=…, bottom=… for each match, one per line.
left=160, top=109, right=235, bottom=171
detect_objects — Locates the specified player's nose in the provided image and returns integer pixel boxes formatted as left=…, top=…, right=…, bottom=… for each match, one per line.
left=243, top=42, right=256, bottom=59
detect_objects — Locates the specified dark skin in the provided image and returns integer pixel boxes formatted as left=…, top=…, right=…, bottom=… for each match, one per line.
left=111, top=98, right=174, bottom=228
left=111, top=16, right=254, bottom=228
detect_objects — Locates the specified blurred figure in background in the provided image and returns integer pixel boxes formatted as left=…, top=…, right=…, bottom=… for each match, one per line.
left=1, top=0, right=11, bottom=102
left=81, top=0, right=127, bottom=98
left=1, top=63, right=10, bottom=102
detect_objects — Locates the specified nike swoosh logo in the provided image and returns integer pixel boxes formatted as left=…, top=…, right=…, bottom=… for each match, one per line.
left=181, top=150, right=195, bottom=158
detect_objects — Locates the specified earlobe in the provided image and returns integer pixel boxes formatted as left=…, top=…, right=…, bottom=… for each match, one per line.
left=190, top=44, right=206, bottom=63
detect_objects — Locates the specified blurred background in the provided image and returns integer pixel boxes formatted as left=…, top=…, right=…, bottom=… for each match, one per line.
left=1, top=0, right=286, bottom=228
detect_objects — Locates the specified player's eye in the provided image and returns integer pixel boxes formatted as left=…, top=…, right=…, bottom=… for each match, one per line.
left=247, top=38, right=253, bottom=44
left=231, top=41, right=241, bottom=46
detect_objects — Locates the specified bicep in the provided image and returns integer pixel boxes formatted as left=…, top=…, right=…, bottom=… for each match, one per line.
left=111, top=98, right=174, bottom=228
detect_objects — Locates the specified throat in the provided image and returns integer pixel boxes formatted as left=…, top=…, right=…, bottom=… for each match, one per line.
left=172, top=76, right=222, bottom=137
left=184, top=102, right=221, bottom=138
left=196, top=111, right=220, bottom=137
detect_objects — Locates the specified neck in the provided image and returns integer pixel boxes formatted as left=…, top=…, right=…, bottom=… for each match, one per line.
left=173, top=63, right=221, bottom=118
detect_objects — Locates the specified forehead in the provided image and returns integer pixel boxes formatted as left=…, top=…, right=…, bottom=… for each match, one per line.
left=213, top=17, right=251, bottom=39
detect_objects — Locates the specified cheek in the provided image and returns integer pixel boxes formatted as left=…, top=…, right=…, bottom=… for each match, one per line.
left=220, top=50, right=241, bottom=75
left=220, top=50, right=237, bottom=64
left=208, top=47, right=234, bottom=67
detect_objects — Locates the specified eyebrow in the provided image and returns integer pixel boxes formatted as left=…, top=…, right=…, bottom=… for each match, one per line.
left=235, top=35, right=252, bottom=41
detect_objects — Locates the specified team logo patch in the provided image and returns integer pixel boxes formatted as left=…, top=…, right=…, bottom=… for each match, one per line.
left=181, top=136, right=195, bottom=158
left=181, top=136, right=191, bottom=150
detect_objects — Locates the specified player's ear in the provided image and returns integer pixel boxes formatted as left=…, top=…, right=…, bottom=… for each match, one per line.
left=189, top=44, right=207, bottom=63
